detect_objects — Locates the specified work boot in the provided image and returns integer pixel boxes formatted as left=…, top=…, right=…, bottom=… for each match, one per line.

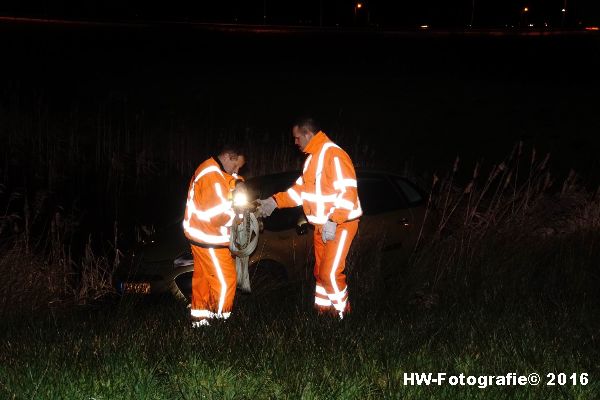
left=191, top=317, right=210, bottom=328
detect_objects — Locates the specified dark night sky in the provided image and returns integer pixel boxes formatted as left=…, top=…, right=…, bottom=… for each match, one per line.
left=1, top=1, right=600, bottom=186
left=1, top=0, right=600, bottom=28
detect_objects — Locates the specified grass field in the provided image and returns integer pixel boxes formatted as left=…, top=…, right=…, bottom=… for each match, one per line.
left=1, top=287, right=598, bottom=399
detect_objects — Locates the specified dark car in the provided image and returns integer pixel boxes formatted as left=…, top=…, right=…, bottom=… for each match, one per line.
left=115, top=169, right=428, bottom=301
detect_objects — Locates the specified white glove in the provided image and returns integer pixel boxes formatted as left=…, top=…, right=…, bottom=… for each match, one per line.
left=256, top=197, right=277, bottom=218
left=322, top=220, right=337, bottom=243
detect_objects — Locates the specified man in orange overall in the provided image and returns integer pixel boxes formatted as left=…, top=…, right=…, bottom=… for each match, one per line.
left=257, top=118, right=362, bottom=319
left=183, top=145, right=246, bottom=327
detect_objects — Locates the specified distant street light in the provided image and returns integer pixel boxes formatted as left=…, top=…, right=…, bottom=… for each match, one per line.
left=520, top=6, right=529, bottom=29
left=354, top=2, right=367, bottom=24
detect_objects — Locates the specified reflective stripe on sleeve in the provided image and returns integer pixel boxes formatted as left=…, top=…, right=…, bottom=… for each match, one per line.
left=287, top=188, right=303, bottom=206
left=347, top=208, right=362, bottom=220
left=223, top=209, right=235, bottom=227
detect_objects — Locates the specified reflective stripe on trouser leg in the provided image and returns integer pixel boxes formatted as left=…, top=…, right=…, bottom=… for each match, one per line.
left=314, top=284, right=332, bottom=308
left=191, top=245, right=210, bottom=320
left=190, top=245, right=237, bottom=319
left=313, top=233, right=330, bottom=311
left=313, top=220, right=358, bottom=316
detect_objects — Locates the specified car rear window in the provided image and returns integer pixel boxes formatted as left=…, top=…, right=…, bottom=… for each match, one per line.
left=393, top=178, right=425, bottom=206
left=357, top=176, right=407, bottom=215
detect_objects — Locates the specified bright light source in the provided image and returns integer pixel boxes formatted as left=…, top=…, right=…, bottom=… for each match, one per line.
left=529, top=23, right=534, bottom=27
left=233, top=192, right=248, bottom=207
left=523, top=7, right=529, bottom=12
left=585, top=26, right=599, bottom=31
left=561, top=8, right=566, bottom=12
left=356, top=3, right=362, bottom=8
left=420, top=25, right=429, bottom=29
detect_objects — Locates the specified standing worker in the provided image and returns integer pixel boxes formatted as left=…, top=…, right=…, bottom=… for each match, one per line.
left=183, top=145, right=246, bottom=327
left=257, top=118, right=362, bottom=319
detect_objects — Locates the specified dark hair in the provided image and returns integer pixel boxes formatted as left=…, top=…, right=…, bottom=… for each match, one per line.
left=219, top=143, right=245, bottom=158
left=293, top=117, right=321, bottom=135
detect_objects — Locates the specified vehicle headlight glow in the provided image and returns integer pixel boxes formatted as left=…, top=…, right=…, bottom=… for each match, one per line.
left=233, top=192, right=248, bottom=207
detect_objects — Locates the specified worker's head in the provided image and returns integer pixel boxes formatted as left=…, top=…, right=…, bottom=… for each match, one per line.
left=218, top=144, right=246, bottom=175
left=292, top=117, right=320, bottom=152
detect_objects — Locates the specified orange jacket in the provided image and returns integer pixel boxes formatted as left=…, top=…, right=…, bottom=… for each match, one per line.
left=183, top=157, right=240, bottom=246
left=274, top=131, right=362, bottom=225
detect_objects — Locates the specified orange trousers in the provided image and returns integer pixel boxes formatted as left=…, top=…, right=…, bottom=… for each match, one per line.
left=190, top=245, right=236, bottom=321
left=313, top=219, right=358, bottom=318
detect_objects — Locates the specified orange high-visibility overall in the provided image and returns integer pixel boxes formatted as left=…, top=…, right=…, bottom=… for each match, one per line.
left=183, top=157, right=240, bottom=322
left=274, top=132, right=362, bottom=318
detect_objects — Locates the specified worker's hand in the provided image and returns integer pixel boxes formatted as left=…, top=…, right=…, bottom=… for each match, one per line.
left=322, top=220, right=337, bottom=243
left=256, top=197, right=277, bottom=218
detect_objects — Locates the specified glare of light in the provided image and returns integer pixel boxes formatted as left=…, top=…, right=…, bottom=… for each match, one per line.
left=356, top=3, right=362, bottom=8
left=561, top=8, right=566, bottom=12
left=585, top=26, right=599, bottom=31
left=420, top=25, right=429, bottom=29
left=523, top=7, right=529, bottom=12
left=529, top=23, right=534, bottom=27
left=233, top=192, right=248, bottom=207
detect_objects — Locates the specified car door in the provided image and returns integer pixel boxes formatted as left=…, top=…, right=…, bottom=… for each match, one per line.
left=389, top=175, right=427, bottom=251
left=355, top=172, right=416, bottom=259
